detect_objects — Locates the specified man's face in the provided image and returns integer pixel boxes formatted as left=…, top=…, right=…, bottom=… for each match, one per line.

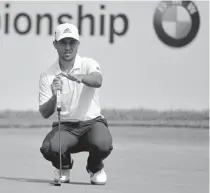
left=54, top=38, right=79, bottom=61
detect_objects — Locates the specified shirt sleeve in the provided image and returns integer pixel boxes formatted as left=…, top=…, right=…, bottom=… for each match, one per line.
left=84, top=58, right=101, bottom=74
left=39, top=73, right=52, bottom=106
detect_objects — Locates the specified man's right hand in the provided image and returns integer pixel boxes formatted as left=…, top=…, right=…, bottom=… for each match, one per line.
left=51, top=76, right=63, bottom=96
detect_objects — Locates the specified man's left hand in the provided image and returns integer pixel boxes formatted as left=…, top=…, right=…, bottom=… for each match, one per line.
left=61, top=72, right=85, bottom=83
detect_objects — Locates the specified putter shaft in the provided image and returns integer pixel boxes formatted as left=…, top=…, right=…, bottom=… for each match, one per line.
left=58, top=109, right=62, bottom=181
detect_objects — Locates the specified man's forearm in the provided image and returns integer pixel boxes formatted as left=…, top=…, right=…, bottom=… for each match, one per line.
left=81, top=73, right=102, bottom=88
left=39, top=95, right=57, bottom=119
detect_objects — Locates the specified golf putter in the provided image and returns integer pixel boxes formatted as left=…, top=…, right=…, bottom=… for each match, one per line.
left=54, top=90, right=62, bottom=186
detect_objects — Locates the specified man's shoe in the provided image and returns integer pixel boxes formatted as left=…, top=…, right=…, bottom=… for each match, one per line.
left=53, top=168, right=70, bottom=183
left=53, top=159, right=74, bottom=183
left=87, top=168, right=107, bottom=185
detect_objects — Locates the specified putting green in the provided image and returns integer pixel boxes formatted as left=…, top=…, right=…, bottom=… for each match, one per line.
left=0, top=126, right=208, bottom=193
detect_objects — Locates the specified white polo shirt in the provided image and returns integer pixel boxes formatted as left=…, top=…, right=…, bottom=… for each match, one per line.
left=39, top=55, right=103, bottom=121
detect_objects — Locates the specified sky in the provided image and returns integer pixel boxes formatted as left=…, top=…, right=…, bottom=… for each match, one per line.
left=0, top=1, right=209, bottom=111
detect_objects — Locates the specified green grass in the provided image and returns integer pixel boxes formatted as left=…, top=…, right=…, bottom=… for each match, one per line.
left=0, top=109, right=208, bottom=129
left=0, top=126, right=208, bottom=193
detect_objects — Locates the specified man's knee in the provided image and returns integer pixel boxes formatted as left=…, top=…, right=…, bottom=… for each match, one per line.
left=40, top=141, right=54, bottom=161
left=91, top=140, right=113, bottom=154
left=91, top=120, right=113, bottom=154
left=40, top=137, right=71, bottom=158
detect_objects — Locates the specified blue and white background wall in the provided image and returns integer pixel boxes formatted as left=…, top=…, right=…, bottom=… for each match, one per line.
left=0, top=1, right=208, bottom=111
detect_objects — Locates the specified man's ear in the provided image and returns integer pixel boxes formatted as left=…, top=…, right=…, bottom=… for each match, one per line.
left=53, top=41, right=57, bottom=49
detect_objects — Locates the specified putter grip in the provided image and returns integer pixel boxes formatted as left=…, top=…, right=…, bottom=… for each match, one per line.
left=57, top=90, right=61, bottom=111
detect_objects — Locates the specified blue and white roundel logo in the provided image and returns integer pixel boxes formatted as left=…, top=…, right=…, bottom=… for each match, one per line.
left=153, top=1, right=200, bottom=47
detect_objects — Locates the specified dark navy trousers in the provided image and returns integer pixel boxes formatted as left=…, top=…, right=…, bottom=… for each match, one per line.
left=40, top=116, right=113, bottom=173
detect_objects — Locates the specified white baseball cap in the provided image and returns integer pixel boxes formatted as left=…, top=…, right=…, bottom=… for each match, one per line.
left=55, top=23, right=79, bottom=41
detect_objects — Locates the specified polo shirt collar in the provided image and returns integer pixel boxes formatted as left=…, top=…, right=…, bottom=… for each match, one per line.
left=55, top=54, right=81, bottom=75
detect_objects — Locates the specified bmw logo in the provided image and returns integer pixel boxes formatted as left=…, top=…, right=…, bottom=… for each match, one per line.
left=153, top=1, right=200, bottom=47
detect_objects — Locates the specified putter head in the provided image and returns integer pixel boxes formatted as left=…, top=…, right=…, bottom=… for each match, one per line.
left=53, top=182, right=61, bottom=186
left=51, top=179, right=61, bottom=186
left=54, top=182, right=61, bottom=186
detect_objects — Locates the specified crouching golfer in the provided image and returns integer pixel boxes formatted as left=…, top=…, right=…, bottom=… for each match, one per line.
left=39, top=23, right=113, bottom=185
